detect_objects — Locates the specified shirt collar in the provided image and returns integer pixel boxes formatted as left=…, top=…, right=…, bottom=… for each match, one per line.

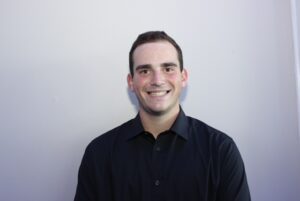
left=126, top=107, right=189, bottom=140
left=169, top=107, right=189, bottom=140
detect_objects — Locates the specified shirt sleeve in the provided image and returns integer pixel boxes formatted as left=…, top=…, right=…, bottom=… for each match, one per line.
left=74, top=141, right=113, bottom=201
left=217, top=138, right=251, bottom=201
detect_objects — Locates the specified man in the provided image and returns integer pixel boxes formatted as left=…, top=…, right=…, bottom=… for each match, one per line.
left=74, top=31, right=251, bottom=201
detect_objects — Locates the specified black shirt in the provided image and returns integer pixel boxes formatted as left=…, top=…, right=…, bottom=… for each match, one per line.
left=74, top=109, right=251, bottom=201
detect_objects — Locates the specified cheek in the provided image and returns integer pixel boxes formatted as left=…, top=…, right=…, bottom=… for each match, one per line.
left=136, top=75, right=150, bottom=84
left=132, top=77, right=148, bottom=90
left=167, top=75, right=183, bottom=84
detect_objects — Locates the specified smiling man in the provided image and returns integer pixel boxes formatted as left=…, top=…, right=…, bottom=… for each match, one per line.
left=127, top=40, right=188, bottom=137
left=74, top=31, right=251, bottom=201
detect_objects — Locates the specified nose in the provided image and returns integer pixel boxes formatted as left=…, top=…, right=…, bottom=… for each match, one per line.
left=150, top=70, right=165, bottom=86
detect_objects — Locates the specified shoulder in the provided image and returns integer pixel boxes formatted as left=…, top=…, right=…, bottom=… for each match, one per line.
left=187, top=115, right=233, bottom=144
left=84, top=118, right=134, bottom=156
left=185, top=115, right=241, bottom=162
left=186, top=115, right=246, bottom=172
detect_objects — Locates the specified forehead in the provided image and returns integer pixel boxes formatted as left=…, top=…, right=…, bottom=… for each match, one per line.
left=132, top=41, right=179, bottom=68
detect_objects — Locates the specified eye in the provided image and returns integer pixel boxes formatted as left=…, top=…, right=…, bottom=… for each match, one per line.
left=139, top=69, right=149, bottom=75
left=164, top=67, right=174, bottom=73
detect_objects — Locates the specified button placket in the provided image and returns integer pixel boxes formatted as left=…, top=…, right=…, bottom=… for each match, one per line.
left=154, top=139, right=162, bottom=152
left=155, top=146, right=161, bottom=151
left=151, top=136, right=167, bottom=199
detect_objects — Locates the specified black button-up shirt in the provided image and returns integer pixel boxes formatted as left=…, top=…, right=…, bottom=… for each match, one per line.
left=74, top=109, right=251, bottom=201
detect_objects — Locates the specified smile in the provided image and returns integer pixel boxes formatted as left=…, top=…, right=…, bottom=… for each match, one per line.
left=147, top=90, right=171, bottom=97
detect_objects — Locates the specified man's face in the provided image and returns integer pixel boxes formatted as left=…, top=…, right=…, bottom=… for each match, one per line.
left=127, top=41, right=188, bottom=116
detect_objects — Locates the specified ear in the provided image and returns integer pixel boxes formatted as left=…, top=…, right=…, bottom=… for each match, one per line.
left=181, top=68, right=188, bottom=87
left=127, top=73, right=134, bottom=91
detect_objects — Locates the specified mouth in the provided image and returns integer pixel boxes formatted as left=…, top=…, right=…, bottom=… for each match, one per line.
left=147, top=90, right=171, bottom=97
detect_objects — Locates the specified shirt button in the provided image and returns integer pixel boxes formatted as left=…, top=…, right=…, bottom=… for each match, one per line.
left=156, top=146, right=161, bottom=151
left=155, top=180, right=160, bottom=186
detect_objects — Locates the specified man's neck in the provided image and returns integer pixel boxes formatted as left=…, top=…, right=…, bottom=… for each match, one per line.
left=139, top=106, right=180, bottom=139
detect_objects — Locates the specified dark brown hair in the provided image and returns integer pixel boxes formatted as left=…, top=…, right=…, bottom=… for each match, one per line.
left=129, top=31, right=183, bottom=76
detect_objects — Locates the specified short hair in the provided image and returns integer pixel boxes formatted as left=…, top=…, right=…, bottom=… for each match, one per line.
left=129, top=31, right=184, bottom=76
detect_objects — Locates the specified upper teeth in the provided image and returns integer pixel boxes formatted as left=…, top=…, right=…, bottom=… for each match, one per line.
left=149, top=91, right=167, bottom=96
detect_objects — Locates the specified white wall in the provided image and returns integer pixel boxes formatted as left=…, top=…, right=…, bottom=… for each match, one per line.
left=0, top=0, right=299, bottom=200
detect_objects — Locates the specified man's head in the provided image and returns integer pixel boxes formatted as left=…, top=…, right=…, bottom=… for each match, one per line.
left=127, top=31, right=188, bottom=117
left=129, top=31, right=183, bottom=76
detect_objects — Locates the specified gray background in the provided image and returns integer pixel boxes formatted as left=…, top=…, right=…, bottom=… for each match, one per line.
left=1, top=0, right=300, bottom=200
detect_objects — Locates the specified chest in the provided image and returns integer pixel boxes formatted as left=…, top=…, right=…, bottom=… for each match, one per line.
left=109, top=138, right=218, bottom=201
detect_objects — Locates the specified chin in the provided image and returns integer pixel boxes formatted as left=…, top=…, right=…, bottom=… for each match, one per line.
left=144, top=105, right=172, bottom=116
left=149, top=109, right=166, bottom=116
left=139, top=101, right=179, bottom=116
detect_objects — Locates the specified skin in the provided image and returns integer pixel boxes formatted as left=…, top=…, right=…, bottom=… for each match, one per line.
left=127, top=41, right=188, bottom=138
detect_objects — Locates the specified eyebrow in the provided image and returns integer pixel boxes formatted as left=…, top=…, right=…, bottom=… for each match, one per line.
left=161, top=62, right=178, bottom=68
left=135, top=64, right=151, bottom=71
